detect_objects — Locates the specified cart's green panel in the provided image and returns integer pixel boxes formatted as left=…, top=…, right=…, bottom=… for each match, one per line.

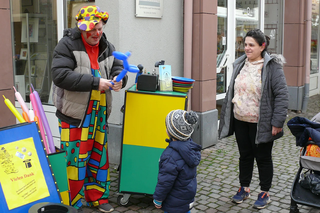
left=119, top=145, right=164, bottom=194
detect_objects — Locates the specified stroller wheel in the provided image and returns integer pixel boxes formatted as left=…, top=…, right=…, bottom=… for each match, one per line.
left=290, top=199, right=299, bottom=213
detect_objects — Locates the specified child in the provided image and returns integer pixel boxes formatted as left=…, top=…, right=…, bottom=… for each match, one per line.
left=153, top=109, right=202, bottom=213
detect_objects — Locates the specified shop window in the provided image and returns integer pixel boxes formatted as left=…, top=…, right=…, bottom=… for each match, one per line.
left=217, top=2, right=227, bottom=67
left=217, top=1, right=227, bottom=94
left=264, top=0, right=284, bottom=55
left=235, top=0, right=259, bottom=59
left=67, top=0, right=95, bottom=29
left=11, top=0, right=58, bottom=105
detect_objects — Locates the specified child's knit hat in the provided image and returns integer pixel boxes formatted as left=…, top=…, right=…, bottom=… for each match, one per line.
left=165, top=110, right=198, bottom=141
left=75, top=5, right=109, bottom=31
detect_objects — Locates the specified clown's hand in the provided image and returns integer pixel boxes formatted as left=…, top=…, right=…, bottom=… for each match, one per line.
left=112, top=76, right=122, bottom=92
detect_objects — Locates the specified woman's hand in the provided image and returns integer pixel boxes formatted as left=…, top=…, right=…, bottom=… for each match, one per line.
left=272, top=126, right=282, bottom=136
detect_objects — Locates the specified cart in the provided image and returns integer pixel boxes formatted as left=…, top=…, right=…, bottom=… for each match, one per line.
left=117, top=84, right=188, bottom=206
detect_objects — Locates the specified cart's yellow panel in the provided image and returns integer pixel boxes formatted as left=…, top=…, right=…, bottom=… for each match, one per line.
left=123, top=92, right=187, bottom=149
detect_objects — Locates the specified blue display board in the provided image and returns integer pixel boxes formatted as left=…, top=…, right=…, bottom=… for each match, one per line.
left=0, top=122, right=61, bottom=212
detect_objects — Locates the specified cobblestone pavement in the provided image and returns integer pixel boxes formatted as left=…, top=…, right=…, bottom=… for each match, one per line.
left=106, top=95, right=320, bottom=213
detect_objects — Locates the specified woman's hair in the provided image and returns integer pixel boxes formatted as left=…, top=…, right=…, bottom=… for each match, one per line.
left=244, top=29, right=270, bottom=56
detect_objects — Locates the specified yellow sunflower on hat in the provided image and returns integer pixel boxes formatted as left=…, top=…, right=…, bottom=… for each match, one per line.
left=75, top=5, right=109, bottom=31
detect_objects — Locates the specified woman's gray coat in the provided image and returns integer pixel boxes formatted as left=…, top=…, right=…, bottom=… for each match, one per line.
left=218, top=52, right=289, bottom=144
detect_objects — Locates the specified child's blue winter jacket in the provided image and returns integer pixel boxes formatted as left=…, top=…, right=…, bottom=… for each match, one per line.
left=153, top=138, right=202, bottom=213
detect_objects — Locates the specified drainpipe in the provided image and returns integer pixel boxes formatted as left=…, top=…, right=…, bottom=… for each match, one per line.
left=301, top=0, right=311, bottom=113
left=184, top=0, right=193, bottom=110
left=184, top=0, right=192, bottom=79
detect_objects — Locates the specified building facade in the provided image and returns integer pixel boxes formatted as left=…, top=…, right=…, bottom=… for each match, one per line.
left=0, top=0, right=318, bottom=163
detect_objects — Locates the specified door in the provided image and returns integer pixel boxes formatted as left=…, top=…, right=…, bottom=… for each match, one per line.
left=216, top=0, right=263, bottom=100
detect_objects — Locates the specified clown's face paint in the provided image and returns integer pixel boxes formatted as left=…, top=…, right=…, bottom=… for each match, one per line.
left=81, top=20, right=104, bottom=46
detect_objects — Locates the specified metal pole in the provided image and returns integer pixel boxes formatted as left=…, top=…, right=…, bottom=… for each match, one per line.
left=301, top=0, right=311, bottom=113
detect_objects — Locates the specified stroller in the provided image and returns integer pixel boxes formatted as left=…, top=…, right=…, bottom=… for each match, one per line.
left=287, top=113, right=320, bottom=213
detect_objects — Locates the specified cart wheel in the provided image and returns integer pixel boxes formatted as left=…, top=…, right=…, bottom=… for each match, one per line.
left=117, top=195, right=129, bottom=206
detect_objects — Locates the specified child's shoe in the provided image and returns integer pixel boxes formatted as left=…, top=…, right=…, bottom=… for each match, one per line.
left=232, top=187, right=250, bottom=204
left=253, top=191, right=271, bottom=209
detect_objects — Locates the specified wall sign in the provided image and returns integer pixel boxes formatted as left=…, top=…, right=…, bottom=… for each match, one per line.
left=135, top=0, right=163, bottom=18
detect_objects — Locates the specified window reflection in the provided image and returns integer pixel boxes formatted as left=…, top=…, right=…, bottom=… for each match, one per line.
left=264, top=0, right=283, bottom=54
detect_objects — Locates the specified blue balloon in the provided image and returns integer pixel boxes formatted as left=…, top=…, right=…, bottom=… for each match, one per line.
left=112, top=51, right=131, bottom=61
left=128, top=65, right=140, bottom=73
left=110, top=51, right=139, bottom=89
left=115, top=70, right=127, bottom=82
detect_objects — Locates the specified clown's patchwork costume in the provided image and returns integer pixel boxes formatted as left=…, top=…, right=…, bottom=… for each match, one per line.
left=51, top=5, right=127, bottom=211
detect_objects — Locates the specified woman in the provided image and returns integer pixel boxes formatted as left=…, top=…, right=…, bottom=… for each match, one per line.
left=218, top=29, right=289, bottom=209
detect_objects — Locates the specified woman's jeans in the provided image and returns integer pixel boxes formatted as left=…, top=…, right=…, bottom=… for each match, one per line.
left=234, top=118, right=274, bottom=192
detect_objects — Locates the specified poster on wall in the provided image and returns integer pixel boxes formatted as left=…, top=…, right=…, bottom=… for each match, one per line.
left=0, top=122, right=61, bottom=213
left=135, top=0, right=163, bottom=18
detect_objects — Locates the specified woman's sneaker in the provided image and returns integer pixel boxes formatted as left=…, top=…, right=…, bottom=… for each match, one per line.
left=232, top=187, right=250, bottom=204
left=253, top=191, right=271, bottom=209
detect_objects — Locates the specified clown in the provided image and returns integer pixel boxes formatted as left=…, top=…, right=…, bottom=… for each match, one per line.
left=51, top=5, right=127, bottom=213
